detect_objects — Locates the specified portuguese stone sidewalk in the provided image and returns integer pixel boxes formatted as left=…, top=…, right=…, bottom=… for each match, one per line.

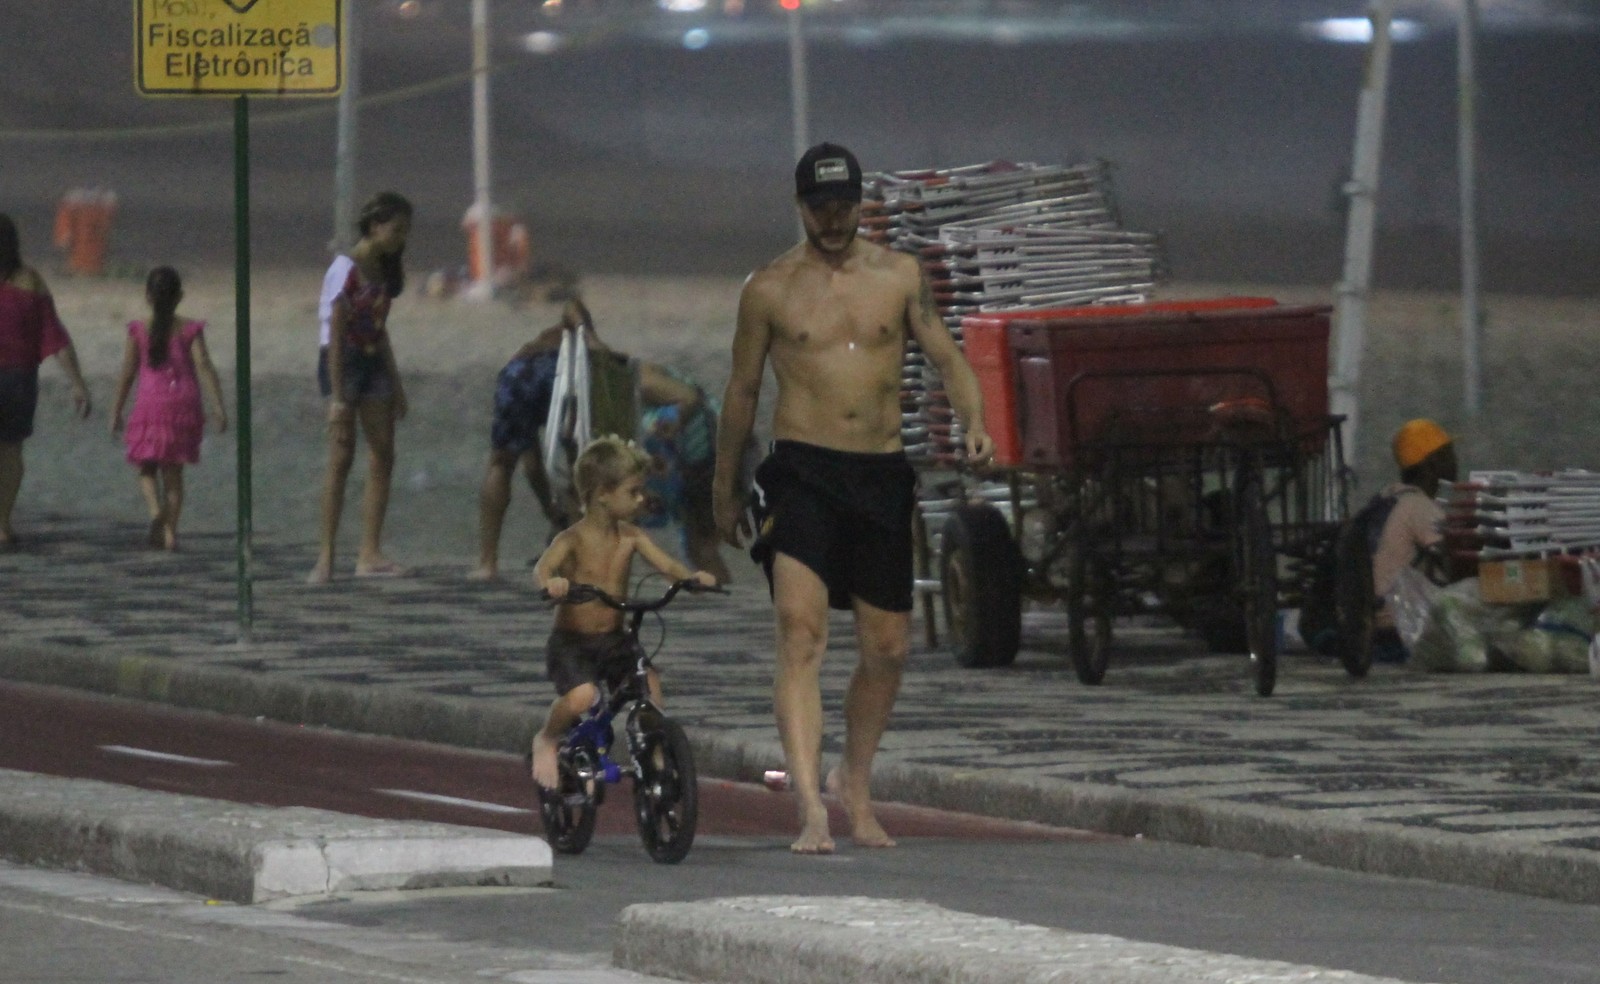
left=4, top=512, right=1600, bottom=905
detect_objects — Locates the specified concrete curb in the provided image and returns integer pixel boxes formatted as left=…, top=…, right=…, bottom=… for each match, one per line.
left=0, top=769, right=553, bottom=903
left=7, top=643, right=1600, bottom=906
left=615, top=896, right=1430, bottom=984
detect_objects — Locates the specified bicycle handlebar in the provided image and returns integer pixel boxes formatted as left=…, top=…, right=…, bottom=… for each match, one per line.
left=540, top=579, right=726, bottom=613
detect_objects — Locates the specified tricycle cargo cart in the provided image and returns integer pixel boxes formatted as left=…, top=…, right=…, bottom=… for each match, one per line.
left=913, top=301, right=1356, bottom=697
left=861, top=159, right=1359, bottom=694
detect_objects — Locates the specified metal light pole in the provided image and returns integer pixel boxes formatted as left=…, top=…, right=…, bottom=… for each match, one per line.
left=1330, top=0, right=1395, bottom=467
left=331, top=0, right=359, bottom=252
left=469, top=0, right=495, bottom=300
left=1458, top=0, right=1483, bottom=414
left=788, top=1, right=809, bottom=239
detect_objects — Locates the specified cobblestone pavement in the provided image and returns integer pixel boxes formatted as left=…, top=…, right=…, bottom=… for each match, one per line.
left=4, top=513, right=1600, bottom=901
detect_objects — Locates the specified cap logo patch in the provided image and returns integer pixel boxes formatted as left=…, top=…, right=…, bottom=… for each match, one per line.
left=814, top=159, right=850, bottom=183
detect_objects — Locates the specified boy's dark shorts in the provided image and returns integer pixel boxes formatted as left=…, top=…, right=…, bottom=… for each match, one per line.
left=546, top=628, right=637, bottom=696
left=491, top=350, right=558, bottom=455
left=749, top=439, right=916, bottom=613
left=317, top=346, right=393, bottom=404
left=0, top=367, right=39, bottom=443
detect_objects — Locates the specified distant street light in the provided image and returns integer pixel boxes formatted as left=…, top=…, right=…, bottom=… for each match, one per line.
left=1459, top=0, right=1482, bottom=415
left=468, top=0, right=495, bottom=300
left=788, top=0, right=809, bottom=238
left=331, top=2, right=359, bottom=252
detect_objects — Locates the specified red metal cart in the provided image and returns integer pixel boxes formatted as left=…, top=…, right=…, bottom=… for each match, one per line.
left=917, top=300, right=1352, bottom=697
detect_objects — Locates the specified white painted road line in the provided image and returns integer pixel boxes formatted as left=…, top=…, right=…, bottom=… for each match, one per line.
left=97, top=745, right=233, bottom=768
left=374, top=789, right=532, bottom=815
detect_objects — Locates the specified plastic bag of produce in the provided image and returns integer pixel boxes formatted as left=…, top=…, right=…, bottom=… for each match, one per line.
left=1515, top=597, right=1596, bottom=674
left=1391, top=570, right=1520, bottom=672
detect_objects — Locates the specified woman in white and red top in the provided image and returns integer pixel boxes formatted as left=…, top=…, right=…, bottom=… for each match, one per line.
left=0, top=213, right=91, bottom=549
left=307, top=191, right=413, bottom=584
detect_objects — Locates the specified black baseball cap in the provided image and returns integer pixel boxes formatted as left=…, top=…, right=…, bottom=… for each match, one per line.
left=795, top=142, right=862, bottom=206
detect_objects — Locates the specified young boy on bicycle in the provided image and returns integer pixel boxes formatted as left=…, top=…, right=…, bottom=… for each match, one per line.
left=530, top=435, right=718, bottom=789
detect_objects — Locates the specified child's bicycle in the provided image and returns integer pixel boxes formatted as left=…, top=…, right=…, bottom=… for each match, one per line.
left=536, top=578, right=724, bottom=864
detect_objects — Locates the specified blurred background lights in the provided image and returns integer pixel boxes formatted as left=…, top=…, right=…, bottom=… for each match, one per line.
left=683, top=27, right=711, bottom=48
left=522, top=30, right=563, bottom=54
left=659, top=0, right=708, bottom=12
left=1304, top=17, right=1426, bottom=43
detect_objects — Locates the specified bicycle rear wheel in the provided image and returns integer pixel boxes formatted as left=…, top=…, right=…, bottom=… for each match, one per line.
left=538, top=739, right=598, bottom=855
left=632, top=717, right=698, bottom=864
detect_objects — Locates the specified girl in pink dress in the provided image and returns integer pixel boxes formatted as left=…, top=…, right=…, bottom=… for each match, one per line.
left=109, top=267, right=227, bottom=550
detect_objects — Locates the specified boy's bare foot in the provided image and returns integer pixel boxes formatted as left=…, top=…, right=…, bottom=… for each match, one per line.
left=305, top=563, right=332, bottom=585
left=531, top=732, right=561, bottom=790
left=467, top=565, right=498, bottom=581
left=826, top=764, right=896, bottom=848
left=791, top=801, right=835, bottom=855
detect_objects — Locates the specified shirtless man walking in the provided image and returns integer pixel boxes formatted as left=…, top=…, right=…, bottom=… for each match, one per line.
left=712, top=143, right=993, bottom=854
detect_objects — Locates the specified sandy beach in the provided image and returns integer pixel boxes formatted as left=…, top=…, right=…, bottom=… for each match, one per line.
left=15, top=265, right=1600, bottom=574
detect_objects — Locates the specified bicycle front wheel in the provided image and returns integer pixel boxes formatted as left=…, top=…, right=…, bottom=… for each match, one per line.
left=632, top=718, right=698, bottom=864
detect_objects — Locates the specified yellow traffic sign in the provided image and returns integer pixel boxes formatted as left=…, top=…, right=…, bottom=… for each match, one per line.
left=136, top=0, right=343, bottom=97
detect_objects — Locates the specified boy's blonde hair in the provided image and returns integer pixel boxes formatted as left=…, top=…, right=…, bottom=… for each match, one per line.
left=574, top=435, right=649, bottom=507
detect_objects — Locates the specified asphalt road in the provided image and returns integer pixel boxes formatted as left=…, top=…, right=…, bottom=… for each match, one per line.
left=6, top=681, right=1600, bottom=984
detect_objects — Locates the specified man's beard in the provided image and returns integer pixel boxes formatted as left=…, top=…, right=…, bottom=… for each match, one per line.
left=806, top=224, right=856, bottom=254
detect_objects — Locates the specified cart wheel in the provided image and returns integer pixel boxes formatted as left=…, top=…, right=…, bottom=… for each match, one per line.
left=940, top=504, right=1023, bottom=668
left=1236, top=467, right=1279, bottom=697
left=632, top=717, right=698, bottom=864
left=1332, top=522, right=1375, bottom=678
left=1067, top=550, right=1112, bottom=685
left=538, top=739, right=599, bottom=855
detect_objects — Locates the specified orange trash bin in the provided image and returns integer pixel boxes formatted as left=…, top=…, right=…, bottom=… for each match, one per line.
left=54, top=187, right=117, bottom=277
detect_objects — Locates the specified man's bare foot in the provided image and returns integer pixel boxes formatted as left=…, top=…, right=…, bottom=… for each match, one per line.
left=467, top=564, right=498, bottom=581
left=531, top=732, right=561, bottom=790
left=791, top=800, right=835, bottom=854
left=826, top=764, right=896, bottom=848
left=306, top=563, right=332, bottom=585
left=355, top=556, right=411, bottom=578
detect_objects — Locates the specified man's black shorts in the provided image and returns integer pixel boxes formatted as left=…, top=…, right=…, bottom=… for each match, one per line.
left=545, top=628, right=636, bottom=697
left=0, top=367, right=39, bottom=443
left=749, top=439, right=916, bottom=613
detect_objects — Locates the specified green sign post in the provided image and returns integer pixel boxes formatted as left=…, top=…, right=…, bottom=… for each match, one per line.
left=135, top=0, right=343, bottom=640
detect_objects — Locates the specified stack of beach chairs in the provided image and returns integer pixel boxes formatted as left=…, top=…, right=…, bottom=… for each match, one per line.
left=1443, top=470, right=1600, bottom=560
left=861, top=159, right=1165, bottom=470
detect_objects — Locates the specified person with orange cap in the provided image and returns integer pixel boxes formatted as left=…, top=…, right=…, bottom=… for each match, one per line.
left=1368, top=418, right=1458, bottom=661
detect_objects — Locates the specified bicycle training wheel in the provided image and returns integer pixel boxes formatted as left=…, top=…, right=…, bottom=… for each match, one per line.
left=632, top=717, right=698, bottom=864
left=538, top=739, right=598, bottom=855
